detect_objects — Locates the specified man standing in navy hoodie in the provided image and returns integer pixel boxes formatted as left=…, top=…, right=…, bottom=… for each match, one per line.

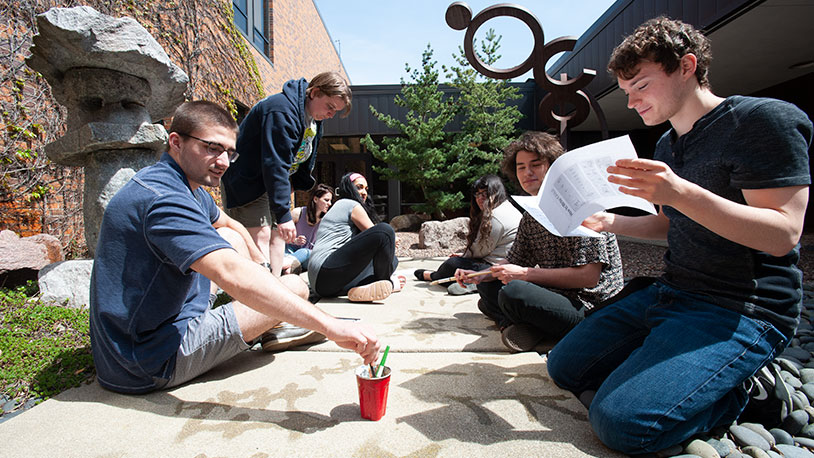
left=221, top=72, right=352, bottom=277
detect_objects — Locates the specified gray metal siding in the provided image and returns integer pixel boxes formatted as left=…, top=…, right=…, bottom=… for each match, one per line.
left=549, top=0, right=761, bottom=99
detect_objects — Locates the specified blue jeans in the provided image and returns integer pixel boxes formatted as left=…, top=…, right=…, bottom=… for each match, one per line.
left=546, top=281, right=788, bottom=455
left=285, top=245, right=311, bottom=270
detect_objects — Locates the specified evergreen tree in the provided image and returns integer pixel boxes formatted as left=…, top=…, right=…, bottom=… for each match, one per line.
left=361, top=45, right=459, bottom=217
left=362, top=33, right=522, bottom=218
left=445, top=29, right=523, bottom=186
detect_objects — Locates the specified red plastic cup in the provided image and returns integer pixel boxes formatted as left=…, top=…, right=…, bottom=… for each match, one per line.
left=356, top=364, right=391, bottom=421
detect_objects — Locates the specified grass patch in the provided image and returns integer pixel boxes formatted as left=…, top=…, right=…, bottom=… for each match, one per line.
left=0, top=281, right=94, bottom=413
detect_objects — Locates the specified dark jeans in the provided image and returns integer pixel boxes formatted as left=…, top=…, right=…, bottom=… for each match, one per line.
left=429, top=257, right=491, bottom=282
left=477, top=280, right=584, bottom=338
left=314, top=223, right=397, bottom=297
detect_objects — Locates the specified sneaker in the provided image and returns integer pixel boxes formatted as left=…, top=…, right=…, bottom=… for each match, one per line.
left=739, top=361, right=792, bottom=427
left=348, top=279, right=393, bottom=302
left=501, top=324, right=544, bottom=353
left=260, top=323, right=326, bottom=352
left=447, top=282, right=477, bottom=295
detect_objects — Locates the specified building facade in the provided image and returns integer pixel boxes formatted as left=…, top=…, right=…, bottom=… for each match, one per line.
left=0, top=0, right=345, bottom=254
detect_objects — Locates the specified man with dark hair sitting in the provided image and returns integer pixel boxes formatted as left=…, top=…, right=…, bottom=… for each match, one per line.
left=89, top=100, right=380, bottom=394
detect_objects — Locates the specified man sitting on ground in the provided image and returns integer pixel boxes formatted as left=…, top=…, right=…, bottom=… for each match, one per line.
left=89, top=101, right=380, bottom=394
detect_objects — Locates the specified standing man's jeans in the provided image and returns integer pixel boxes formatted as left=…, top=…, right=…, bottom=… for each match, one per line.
left=546, top=281, right=788, bottom=455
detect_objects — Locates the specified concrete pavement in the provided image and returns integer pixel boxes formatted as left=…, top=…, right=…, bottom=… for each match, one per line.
left=0, top=258, right=621, bottom=457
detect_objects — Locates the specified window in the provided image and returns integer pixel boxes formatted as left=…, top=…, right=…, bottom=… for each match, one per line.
left=232, top=0, right=270, bottom=58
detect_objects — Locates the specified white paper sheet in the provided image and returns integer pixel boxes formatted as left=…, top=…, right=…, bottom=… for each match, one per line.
left=513, top=135, right=657, bottom=237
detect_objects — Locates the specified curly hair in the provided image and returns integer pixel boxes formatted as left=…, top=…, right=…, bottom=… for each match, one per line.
left=501, top=131, right=564, bottom=190
left=465, top=175, right=508, bottom=255
left=608, top=16, right=712, bottom=88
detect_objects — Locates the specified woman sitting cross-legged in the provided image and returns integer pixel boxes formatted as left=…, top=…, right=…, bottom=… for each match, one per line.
left=414, top=174, right=521, bottom=295
left=283, top=183, right=333, bottom=273
left=455, top=131, right=624, bottom=353
left=308, top=172, right=401, bottom=302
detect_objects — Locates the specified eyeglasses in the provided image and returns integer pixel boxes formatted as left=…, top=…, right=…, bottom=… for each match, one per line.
left=180, top=133, right=239, bottom=163
left=474, top=190, right=488, bottom=199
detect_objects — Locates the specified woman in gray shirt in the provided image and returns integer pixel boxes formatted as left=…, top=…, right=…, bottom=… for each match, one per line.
left=308, top=172, right=399, bottom=302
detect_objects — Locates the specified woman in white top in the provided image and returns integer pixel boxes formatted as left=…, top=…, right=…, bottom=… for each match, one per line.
left=415, top=174, right=521, bottom=295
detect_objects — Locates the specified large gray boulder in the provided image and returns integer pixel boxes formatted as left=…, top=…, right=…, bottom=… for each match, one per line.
left=38, top=260, right=93, bottom=309
left=26, top=6, right=189, bottom=255
left=389, top=213, right=430, bottom=232
left=418, top=217, right=469, bottom=250
left=27, top=5, right=187, bottom=127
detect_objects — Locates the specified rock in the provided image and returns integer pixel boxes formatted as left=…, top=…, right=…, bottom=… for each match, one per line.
left=780, top=409, right=810, bottom=435
left=776, top=444, right=814, bottom=458
left=705, top=438, right=731, bottom=457
left=24, top=234, right=64, bottom=264
left=0, top=231, right=64, bottom=287
left=799, top=423, right=814, bottom=439
left=38, top=260, right=94, bottom=309
left=26, top=5, right=188, bottom=255
left=801, top=368, right=814, bottom=384
left=684, top=438, right=720, bottom=458
left=27, top=6, right=187, bottom=124
left=770, top=427, right=794, bottom=445
left=793, top=391, right=811, bottom=410
left=802, top=383, right=814, bottom=401
left=766, top=451, right=782, bottom=458
left=720, top=438, right=739, bottom=454
left=794, top=436, right=814, bottom=448
left=418, top=217, right=469, bottom=249
left=741, top=422, right=775, bottom=446
left=730, top=424, right=771, bottom=450
left=782, top=347, right=812, bottom=363
left=389, top=213, right=430, bottom=232
left=783, top=370, right=804, bottom=389
left=1, top=399, right=16, bottom=413
left=741, top=446, right=771, bottom=458
left=779, top=358, right=804, bottom=376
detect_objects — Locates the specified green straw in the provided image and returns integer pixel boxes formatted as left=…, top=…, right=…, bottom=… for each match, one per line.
left=375, top=345, right=390, bottom=378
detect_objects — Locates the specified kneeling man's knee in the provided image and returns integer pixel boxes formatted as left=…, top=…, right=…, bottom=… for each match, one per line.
left=588, top=393, right=665, bottom=455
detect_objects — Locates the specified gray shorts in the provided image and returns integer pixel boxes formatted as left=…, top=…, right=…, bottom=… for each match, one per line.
left=222, top=191, right=277, bottom=229
left=163, top=303, right=251, bottom=390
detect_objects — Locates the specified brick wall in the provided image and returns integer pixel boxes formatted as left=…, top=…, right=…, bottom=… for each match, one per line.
left=0, top=0, right=345, bottom=256
left=247, top=0, right=347, bottom=99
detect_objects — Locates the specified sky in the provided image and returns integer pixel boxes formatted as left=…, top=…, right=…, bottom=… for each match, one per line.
left=312, top=0, right=619, bottom=85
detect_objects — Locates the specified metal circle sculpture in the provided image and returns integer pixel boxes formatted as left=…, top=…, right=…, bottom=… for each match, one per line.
left=446, top=2, right=608, bottom=142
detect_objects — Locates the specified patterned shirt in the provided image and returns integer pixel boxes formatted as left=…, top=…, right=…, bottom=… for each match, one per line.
left=290, top=118, right=317, bottom=175
left=508, top=213, right=624, bottom=309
